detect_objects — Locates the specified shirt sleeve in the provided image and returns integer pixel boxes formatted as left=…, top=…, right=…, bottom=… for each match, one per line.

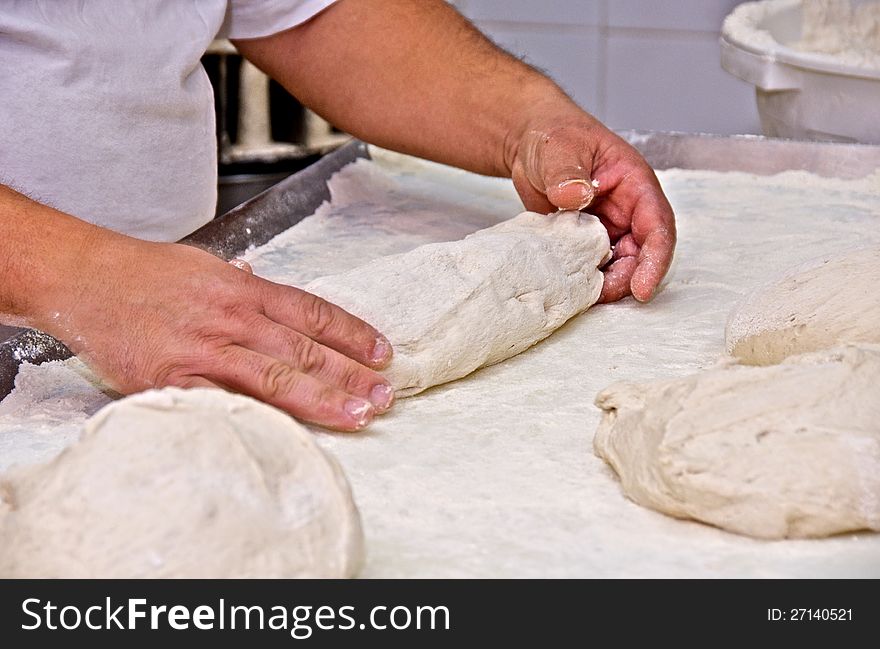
left=220, top=0, right=340, bottom=40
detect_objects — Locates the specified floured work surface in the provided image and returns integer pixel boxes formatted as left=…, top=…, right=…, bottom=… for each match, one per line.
left=2, top=148, right=879, bottom=577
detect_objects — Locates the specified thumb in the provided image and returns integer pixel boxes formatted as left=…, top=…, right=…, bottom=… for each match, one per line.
left=517, top=129, right=599, bottom=211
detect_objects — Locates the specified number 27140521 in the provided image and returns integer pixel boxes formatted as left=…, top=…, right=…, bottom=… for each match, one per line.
left=768, top=609, right=852, bottom=622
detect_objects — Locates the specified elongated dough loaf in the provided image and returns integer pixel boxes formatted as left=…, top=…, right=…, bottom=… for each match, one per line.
left=306, top=211, right=611, bottom=396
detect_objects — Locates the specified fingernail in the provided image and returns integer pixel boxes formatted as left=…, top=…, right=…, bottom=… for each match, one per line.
left=369, top=383, right=395, bottom=412
left=559, top=178, right=599, bottom=210
left=229, top=258, right=253, bottom=273
left=371, top=336, right=392, bottom=365
left=345, top=399, right=374, bottom=429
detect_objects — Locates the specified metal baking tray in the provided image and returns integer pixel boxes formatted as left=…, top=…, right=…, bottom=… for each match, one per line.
left=2, top=132, right=878, bottom=399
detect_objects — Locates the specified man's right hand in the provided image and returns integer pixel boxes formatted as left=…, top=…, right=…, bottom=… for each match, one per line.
left=1, top=184, right=395, bottom=431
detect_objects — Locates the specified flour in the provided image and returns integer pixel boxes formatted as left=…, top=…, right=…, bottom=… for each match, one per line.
left=723, top=0, right=880, bottom=70
left=0, top=359, right=113, bottom=473
left=1, top=150, right=879, bottom=576
left=796, top=0, right=880, bottom=68
left=722, top=0, right=787, bottom=52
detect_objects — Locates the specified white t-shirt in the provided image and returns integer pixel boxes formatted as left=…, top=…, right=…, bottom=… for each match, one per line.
left=0, top=0, right=337, bottom=242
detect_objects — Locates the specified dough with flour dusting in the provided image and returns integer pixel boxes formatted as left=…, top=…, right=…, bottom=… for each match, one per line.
left=594, top=345, right=880, bottom=539
left=726, top=247, right=880, bottom=365
left=307, top=210, right=610, bottom=396
left=0, top=388, right=364, bottom=578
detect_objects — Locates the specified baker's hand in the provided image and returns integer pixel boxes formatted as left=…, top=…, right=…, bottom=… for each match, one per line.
left=508, top=116, right=676, bottom=303
left=42, top=235, right=395, bottom=431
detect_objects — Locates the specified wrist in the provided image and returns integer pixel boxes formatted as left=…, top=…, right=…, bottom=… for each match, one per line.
left=0, top=186, right=125, bottom=336
left=29, top=225, right=120, bottom=339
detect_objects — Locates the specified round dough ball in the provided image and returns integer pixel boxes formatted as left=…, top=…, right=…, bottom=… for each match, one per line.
left=726, top=247, right=880, bottom=365
left=593, top=345, right=880, bottom=539
left=0, top=388, right=364, bottom=578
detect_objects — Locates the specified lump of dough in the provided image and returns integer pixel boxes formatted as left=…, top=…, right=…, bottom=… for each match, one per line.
left=593, top=344, right=880, bottom=539
left=307, top=211, right=611, bottom=396
left=0, top=388, right=364, bottom=578
left=726, top=246, right=880, bottom=365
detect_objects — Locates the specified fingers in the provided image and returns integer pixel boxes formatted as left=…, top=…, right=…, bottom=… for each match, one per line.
left=631, top=227, right=676, bottom=303
left=611, top=233, right=640, bottom=260
left=599, top=256, right=638, bottom=303
left=593, top=161, right=675, bottom=302
left=243, top=318, right=395, bottom=414
left=172, top=375, right=225, bottom=390
left=259, top=281, right=393, bottom=370
left=229, top=258, right=253, bottom=273
left=216, top=346, right=377, bottom=432
left=602, top=224, right=674, bottom=303
left=624, top=183, right=676, bottom=302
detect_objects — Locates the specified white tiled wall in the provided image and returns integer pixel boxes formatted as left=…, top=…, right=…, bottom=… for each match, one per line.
left=452, top=0, right=761, bottom=135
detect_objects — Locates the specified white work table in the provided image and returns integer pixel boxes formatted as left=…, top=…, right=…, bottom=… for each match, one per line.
left=2, top=144, right=879, bottom=577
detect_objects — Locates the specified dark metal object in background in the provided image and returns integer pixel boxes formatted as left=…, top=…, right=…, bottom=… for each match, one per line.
left=2, top=133, right=879, bottom=400
left=186, top=140, right=369, bottom=259
left=217, top=172, right=302, bottom=217
left=202, top=45, right=351, bottom=216
left=0, top=326, right=18, bottom=342
left=0, top=329, right=71, bottom=395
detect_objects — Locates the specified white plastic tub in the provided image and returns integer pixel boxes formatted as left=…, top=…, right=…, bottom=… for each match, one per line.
left=721, top=0, right=880, bottom=143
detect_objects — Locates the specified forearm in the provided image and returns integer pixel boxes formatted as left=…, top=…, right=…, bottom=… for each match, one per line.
left=0, top=184, right=111, bottom=330
left=234, top=0, right=595, bottom=177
